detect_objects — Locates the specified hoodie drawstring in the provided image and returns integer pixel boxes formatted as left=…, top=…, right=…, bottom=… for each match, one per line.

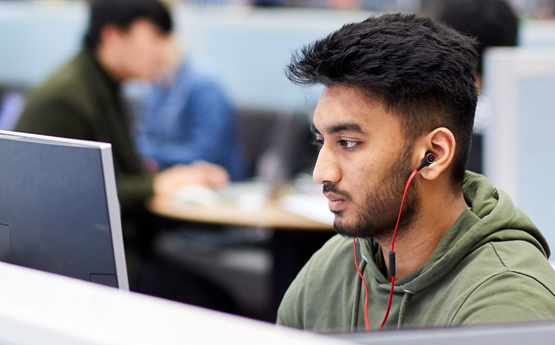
left=397, top=291, right=413, bottom=329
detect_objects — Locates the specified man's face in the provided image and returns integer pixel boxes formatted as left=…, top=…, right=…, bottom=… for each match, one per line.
left=113, top=19, right=169, bottom=81
left=312, top=86, right=419, bottom=240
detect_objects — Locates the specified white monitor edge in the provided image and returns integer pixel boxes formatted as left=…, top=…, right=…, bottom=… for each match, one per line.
left=99, top=146, right=129, bottom=291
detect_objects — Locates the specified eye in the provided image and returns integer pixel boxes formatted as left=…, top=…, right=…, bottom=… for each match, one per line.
left=339, top=140, right=358, bottom=149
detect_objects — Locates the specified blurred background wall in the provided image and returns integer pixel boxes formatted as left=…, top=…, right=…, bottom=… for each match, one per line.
left=2, top=0, right=555, bottom=112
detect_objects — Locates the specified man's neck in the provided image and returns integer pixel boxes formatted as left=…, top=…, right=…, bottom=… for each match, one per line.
left=377, top=185, right=468, bottom=281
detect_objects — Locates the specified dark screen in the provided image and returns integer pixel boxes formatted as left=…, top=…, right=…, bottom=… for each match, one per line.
left=0, top=136, right=118, bottom=287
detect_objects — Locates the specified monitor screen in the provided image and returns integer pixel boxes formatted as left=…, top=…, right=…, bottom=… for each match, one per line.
left=0, top=130, right=128, bottom=289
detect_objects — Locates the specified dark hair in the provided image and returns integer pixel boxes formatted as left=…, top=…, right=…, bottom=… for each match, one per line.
left=437, top=0, right=518, bottom=76
left=84, top=0, right=173, bottom=48
left=287, top=13, right=477, bottom=185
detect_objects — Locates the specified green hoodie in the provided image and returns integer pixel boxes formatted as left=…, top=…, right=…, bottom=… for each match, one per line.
left=277, top=172, right=555, bottom=333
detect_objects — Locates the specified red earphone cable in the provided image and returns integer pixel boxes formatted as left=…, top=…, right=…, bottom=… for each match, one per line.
left=353, top=153, right=433, bottom=331
left=353, top=238, right=370, bottom=332
left=391, top=169, right=419, bottom=252
left=379, top=276, right=395, bottom=330
left=379, top=168, right=419, bottom=331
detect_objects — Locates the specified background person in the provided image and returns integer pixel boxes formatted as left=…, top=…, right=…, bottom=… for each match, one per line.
left=135, top=40, right=246, bottom=181
left=14, top=0, right=229, bottom=283
left=436, top=0, right=519, bottom=173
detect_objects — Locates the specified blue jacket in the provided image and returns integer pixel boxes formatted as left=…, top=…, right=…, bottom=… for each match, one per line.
left=136, top=61, right=246, bottom=180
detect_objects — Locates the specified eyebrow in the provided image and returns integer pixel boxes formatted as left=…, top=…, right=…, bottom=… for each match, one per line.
left=311, top=122, right=364, bottom=135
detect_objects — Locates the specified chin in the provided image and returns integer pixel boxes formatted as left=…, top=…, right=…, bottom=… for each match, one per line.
left=332, top=210, right=355, bottom=226
left=333, top=224, right=361, bottom=238
left=332, top=216, right=360, bottom=238
left=332, top=212, right=391, bottom=240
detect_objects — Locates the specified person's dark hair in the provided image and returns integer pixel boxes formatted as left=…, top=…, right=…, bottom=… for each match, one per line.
left=287, top=13, right=477, bottom=185
left=84, top=0, right=173, bottom=48
left=437, top=0, right=518, bottom=76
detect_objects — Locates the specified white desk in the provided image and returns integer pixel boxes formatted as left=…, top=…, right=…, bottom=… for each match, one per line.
left=0, top=262, right=351, bottom=345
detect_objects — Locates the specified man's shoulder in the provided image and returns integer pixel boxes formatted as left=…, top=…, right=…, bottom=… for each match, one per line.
left=30, top=56, right=92, bottom=107
left=458, top=239, right=555, bottom=285
left=441, top=239, right=555, bottom=325
left=15, top=54, right=104, bottom=138
left=18, top=53, right=106, bottom=127
left=179, top=61, right=228, bottom=99
left=490, top=240, right=555, bottom=288
left=444, top=239, right=555, bottom=295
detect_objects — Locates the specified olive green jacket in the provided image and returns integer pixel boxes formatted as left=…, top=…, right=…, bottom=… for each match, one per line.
left=277, top=172, right=555, bottom=333
left=15, top=48, right=154, bottom=235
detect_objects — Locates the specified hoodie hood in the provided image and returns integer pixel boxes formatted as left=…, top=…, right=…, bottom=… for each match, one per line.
left=360, top=171, right=549, bottom=295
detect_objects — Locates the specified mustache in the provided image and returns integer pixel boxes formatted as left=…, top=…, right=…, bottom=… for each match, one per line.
left=322, top=183, right=352, bottom=201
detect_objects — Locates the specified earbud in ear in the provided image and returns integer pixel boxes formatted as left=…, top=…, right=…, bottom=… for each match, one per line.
left=416, top=152, right=435, bottom=171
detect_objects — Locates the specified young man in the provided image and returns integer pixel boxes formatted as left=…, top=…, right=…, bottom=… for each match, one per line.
left=15, top=1, right=228, bottom=251
left=277, top=14, right=555, bottom=333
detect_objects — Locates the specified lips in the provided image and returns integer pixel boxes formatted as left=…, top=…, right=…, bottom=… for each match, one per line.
left=325, top=192, right=346, bottom=212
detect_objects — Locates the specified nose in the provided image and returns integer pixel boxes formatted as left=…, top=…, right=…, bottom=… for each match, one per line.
left=313, top=145, right=341, bottom=184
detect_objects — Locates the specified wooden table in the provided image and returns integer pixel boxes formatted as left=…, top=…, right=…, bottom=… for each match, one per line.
left=147, top=196, right=333, bottom=231
left=147, top=192, right=335, bottom=321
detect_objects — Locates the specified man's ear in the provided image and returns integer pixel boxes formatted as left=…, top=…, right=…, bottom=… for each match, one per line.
left=418, top=127, right=456, bottom=181
left=99, top=24, right=123, bottom=48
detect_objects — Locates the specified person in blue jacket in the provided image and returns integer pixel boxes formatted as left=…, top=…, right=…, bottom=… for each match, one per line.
left=136, top=42, right=246, bottom=181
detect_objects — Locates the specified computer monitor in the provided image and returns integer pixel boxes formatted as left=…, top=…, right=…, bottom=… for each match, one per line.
left=483, top=47, right=555, bottom=251
left=0, top=130, right=128, bottom=290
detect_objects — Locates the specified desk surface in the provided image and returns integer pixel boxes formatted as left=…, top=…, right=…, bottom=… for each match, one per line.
left=148, top=196, right=334, bottom=231
left=0, top=261, right=351, bottom=345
